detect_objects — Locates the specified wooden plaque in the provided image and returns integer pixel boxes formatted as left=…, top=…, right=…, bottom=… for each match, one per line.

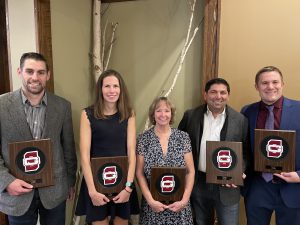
left=9, top=139, right=54, bottom=188
left=150, top=167, right=185, bottom=203
left=91, top=156, right=128, bottom=199
left=254, top=129, right=295, bottom=173
left=206, top=141, right=243, bottom=186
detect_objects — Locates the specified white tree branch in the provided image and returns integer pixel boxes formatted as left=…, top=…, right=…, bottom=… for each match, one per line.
left=93, top=0, right=102, bottom=82
left=105, top=22, right=118, bottom=70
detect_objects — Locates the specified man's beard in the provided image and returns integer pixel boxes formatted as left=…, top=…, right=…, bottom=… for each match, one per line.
left=25, top=82, right=45, bottom=95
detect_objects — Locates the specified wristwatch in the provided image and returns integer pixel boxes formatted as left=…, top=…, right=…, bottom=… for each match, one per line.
left=125, top=181, right=134, bottom=190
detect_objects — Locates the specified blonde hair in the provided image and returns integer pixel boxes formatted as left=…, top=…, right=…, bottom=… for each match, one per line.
left=148, top=96, right=176, bottom=125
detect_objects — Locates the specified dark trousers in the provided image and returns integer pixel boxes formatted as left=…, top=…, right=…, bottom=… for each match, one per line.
left=191, top=172, right=239, bottom=225
left=245, top=176, right=300, bottom=225
left=8, top=190, right=66, bottom=225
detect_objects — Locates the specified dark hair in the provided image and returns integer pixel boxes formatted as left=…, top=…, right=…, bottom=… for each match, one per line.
left=148, top=96, right=176, bottom=125
left=93, top=69, right=133, bottom=121
left=205, top=78, right=230, bottom=93
left=20, top=52, right=49, bottom=71
left=255, top=66, right=283, bottom=84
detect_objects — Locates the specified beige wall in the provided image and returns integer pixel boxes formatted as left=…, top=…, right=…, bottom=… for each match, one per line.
left=101, top=0, right=204, bottom=133
left=50, top=0, right=203, bottom=224
left=7, top=0, right=36, bottom=90
left=51, top=0, right=204, bottom=141
left=219, top=0, right=300, bottom=111
left=50, top=0, right=92, bottom=224
left=219, top=0, right=300, bottom=224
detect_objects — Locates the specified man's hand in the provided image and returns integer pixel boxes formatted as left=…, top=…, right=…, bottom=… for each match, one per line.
left=6, top=179, right=33, bottom=196
left=222, top=173, right=246, bottom=188
left=274, top=172, right=300, bottom=183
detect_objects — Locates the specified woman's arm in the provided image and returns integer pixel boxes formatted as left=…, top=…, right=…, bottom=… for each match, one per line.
left=80, top=110, right=109, bottom=205
left=168, top=152, right=195, bottom=212
left=113, top=114, right=136, bottom=203
left=136, top=154, right=168, bottom=212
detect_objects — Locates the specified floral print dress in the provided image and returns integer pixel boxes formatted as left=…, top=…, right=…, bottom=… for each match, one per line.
left=137, top=127, right=193, bottom=225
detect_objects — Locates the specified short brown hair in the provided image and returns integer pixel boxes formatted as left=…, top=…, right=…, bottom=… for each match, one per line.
left=148, top=97, right=176, bottom=125
left=20, top=52, right=49, bottom=71
left=255, top=66, right=283, bottom=84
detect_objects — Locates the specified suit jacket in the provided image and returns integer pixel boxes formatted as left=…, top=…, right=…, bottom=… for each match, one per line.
left=0, top=89, right=77, bottom=216
left=178, top=104, right=248, bottom=205
left=241, top=97, right=300, bottom=208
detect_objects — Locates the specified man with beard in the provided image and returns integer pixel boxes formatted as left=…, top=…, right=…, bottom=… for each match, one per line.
left=178, top=78, right=248, bottom=225
left=0, top=52, right=77, bottom=225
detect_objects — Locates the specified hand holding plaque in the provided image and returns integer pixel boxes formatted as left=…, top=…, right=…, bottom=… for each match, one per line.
left=9, top=139, right=54, bottom=188
left=254, top=129, right=295, bottom=173
left=91, top=156, right=128, bottom=199
left=150, top=167, right=185, bottom=203
left=206, top=141, right=243, bottom=186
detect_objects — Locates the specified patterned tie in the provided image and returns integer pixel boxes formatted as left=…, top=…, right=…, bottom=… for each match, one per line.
left=262, top=105, right=274, bottom=182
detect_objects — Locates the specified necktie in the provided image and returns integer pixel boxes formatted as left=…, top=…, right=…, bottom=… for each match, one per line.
left=262, top=105, right=274, bottom=182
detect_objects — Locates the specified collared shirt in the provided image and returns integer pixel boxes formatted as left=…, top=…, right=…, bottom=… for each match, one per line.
left=199, top=106, right=226, bottom=172
left=21, top=90, right=47, bottom=140
left=256, top=96, right=283, bottom=129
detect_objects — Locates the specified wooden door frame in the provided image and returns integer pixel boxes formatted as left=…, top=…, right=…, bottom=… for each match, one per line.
left=0, top=0, right=11, bottom=94
left=201, top=0, right=221, bottom=102
left=0, top=0, right=54, bottom=95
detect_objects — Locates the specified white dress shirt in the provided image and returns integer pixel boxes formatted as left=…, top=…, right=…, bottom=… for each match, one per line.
left=198, top=106, right=226, bottom=172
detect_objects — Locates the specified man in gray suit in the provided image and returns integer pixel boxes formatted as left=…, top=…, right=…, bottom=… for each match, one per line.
left=178, top=78, right=248, bottom=225
left=0, top=52, right=77, bottom=225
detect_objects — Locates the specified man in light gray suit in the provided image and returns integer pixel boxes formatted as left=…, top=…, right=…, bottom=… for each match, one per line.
left=178, top=78, right=248, bottom=225
left=0, top=52, right=77, bottom=225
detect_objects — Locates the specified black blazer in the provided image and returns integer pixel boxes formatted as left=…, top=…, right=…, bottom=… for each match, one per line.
left=178, top=104, right=249, bottom=205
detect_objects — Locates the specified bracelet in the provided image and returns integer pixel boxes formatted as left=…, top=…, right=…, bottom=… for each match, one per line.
left=124, top=187, right=132, bottom=194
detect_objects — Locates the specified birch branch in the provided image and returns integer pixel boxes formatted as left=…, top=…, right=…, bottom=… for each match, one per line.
left=164, top=0, right=198, bottom=97
left=144, top=0, right=198, bottom=131
left=93, top=0, right=103, bottom=82
left=101, top=20, right=108, bottom=68
left=105, top=22, right=118, bottom=70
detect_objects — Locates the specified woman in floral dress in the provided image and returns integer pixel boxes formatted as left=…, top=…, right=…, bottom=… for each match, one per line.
left=136, top=97, right=195, bottom=225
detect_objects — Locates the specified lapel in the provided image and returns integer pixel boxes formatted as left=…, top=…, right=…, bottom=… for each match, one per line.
left=195, top=106, right=205, bottom=156
left=7, top=90, right=33, bottom=139
left=248, top=103, right=259, bottom=152
left=280, top=97, right=293, bottom=130
left=42, top=93, right=59, bottom=138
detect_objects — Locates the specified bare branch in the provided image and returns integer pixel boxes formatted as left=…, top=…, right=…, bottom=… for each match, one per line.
left=105, top=22, right=118, bottom=70
left=164, top=0, right=198, bottom=97
left=101, top=20, right=109, bottom=68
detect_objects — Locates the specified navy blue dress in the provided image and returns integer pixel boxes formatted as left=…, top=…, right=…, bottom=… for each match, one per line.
left=76, top=107, right=139, bottom=223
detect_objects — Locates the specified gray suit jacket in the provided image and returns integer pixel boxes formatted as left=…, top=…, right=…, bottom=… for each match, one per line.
left=0, top=89, right=77, bottom=216
left=178, top=104, right=248, bottom=205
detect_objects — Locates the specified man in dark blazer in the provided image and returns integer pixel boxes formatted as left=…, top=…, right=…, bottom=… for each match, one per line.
left=179, top=78, right=248, bottom=225
left=0, top=52, right=77, bottom=225
left=241, top=66, right=300, bottom=225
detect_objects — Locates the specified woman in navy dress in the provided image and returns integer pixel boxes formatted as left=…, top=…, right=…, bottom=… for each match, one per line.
left=76, top=69, right=138, bottom=225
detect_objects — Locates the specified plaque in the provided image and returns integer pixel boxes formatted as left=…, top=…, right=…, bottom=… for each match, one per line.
left=91, top=156, right=128, bottom=199
left=150, top=167, right=185, bottom=203
left=254, top=129, right=295, bottom=173
left=206, top=141, right=243, bottom=186
left=9, top=139, right=54, bottom=188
